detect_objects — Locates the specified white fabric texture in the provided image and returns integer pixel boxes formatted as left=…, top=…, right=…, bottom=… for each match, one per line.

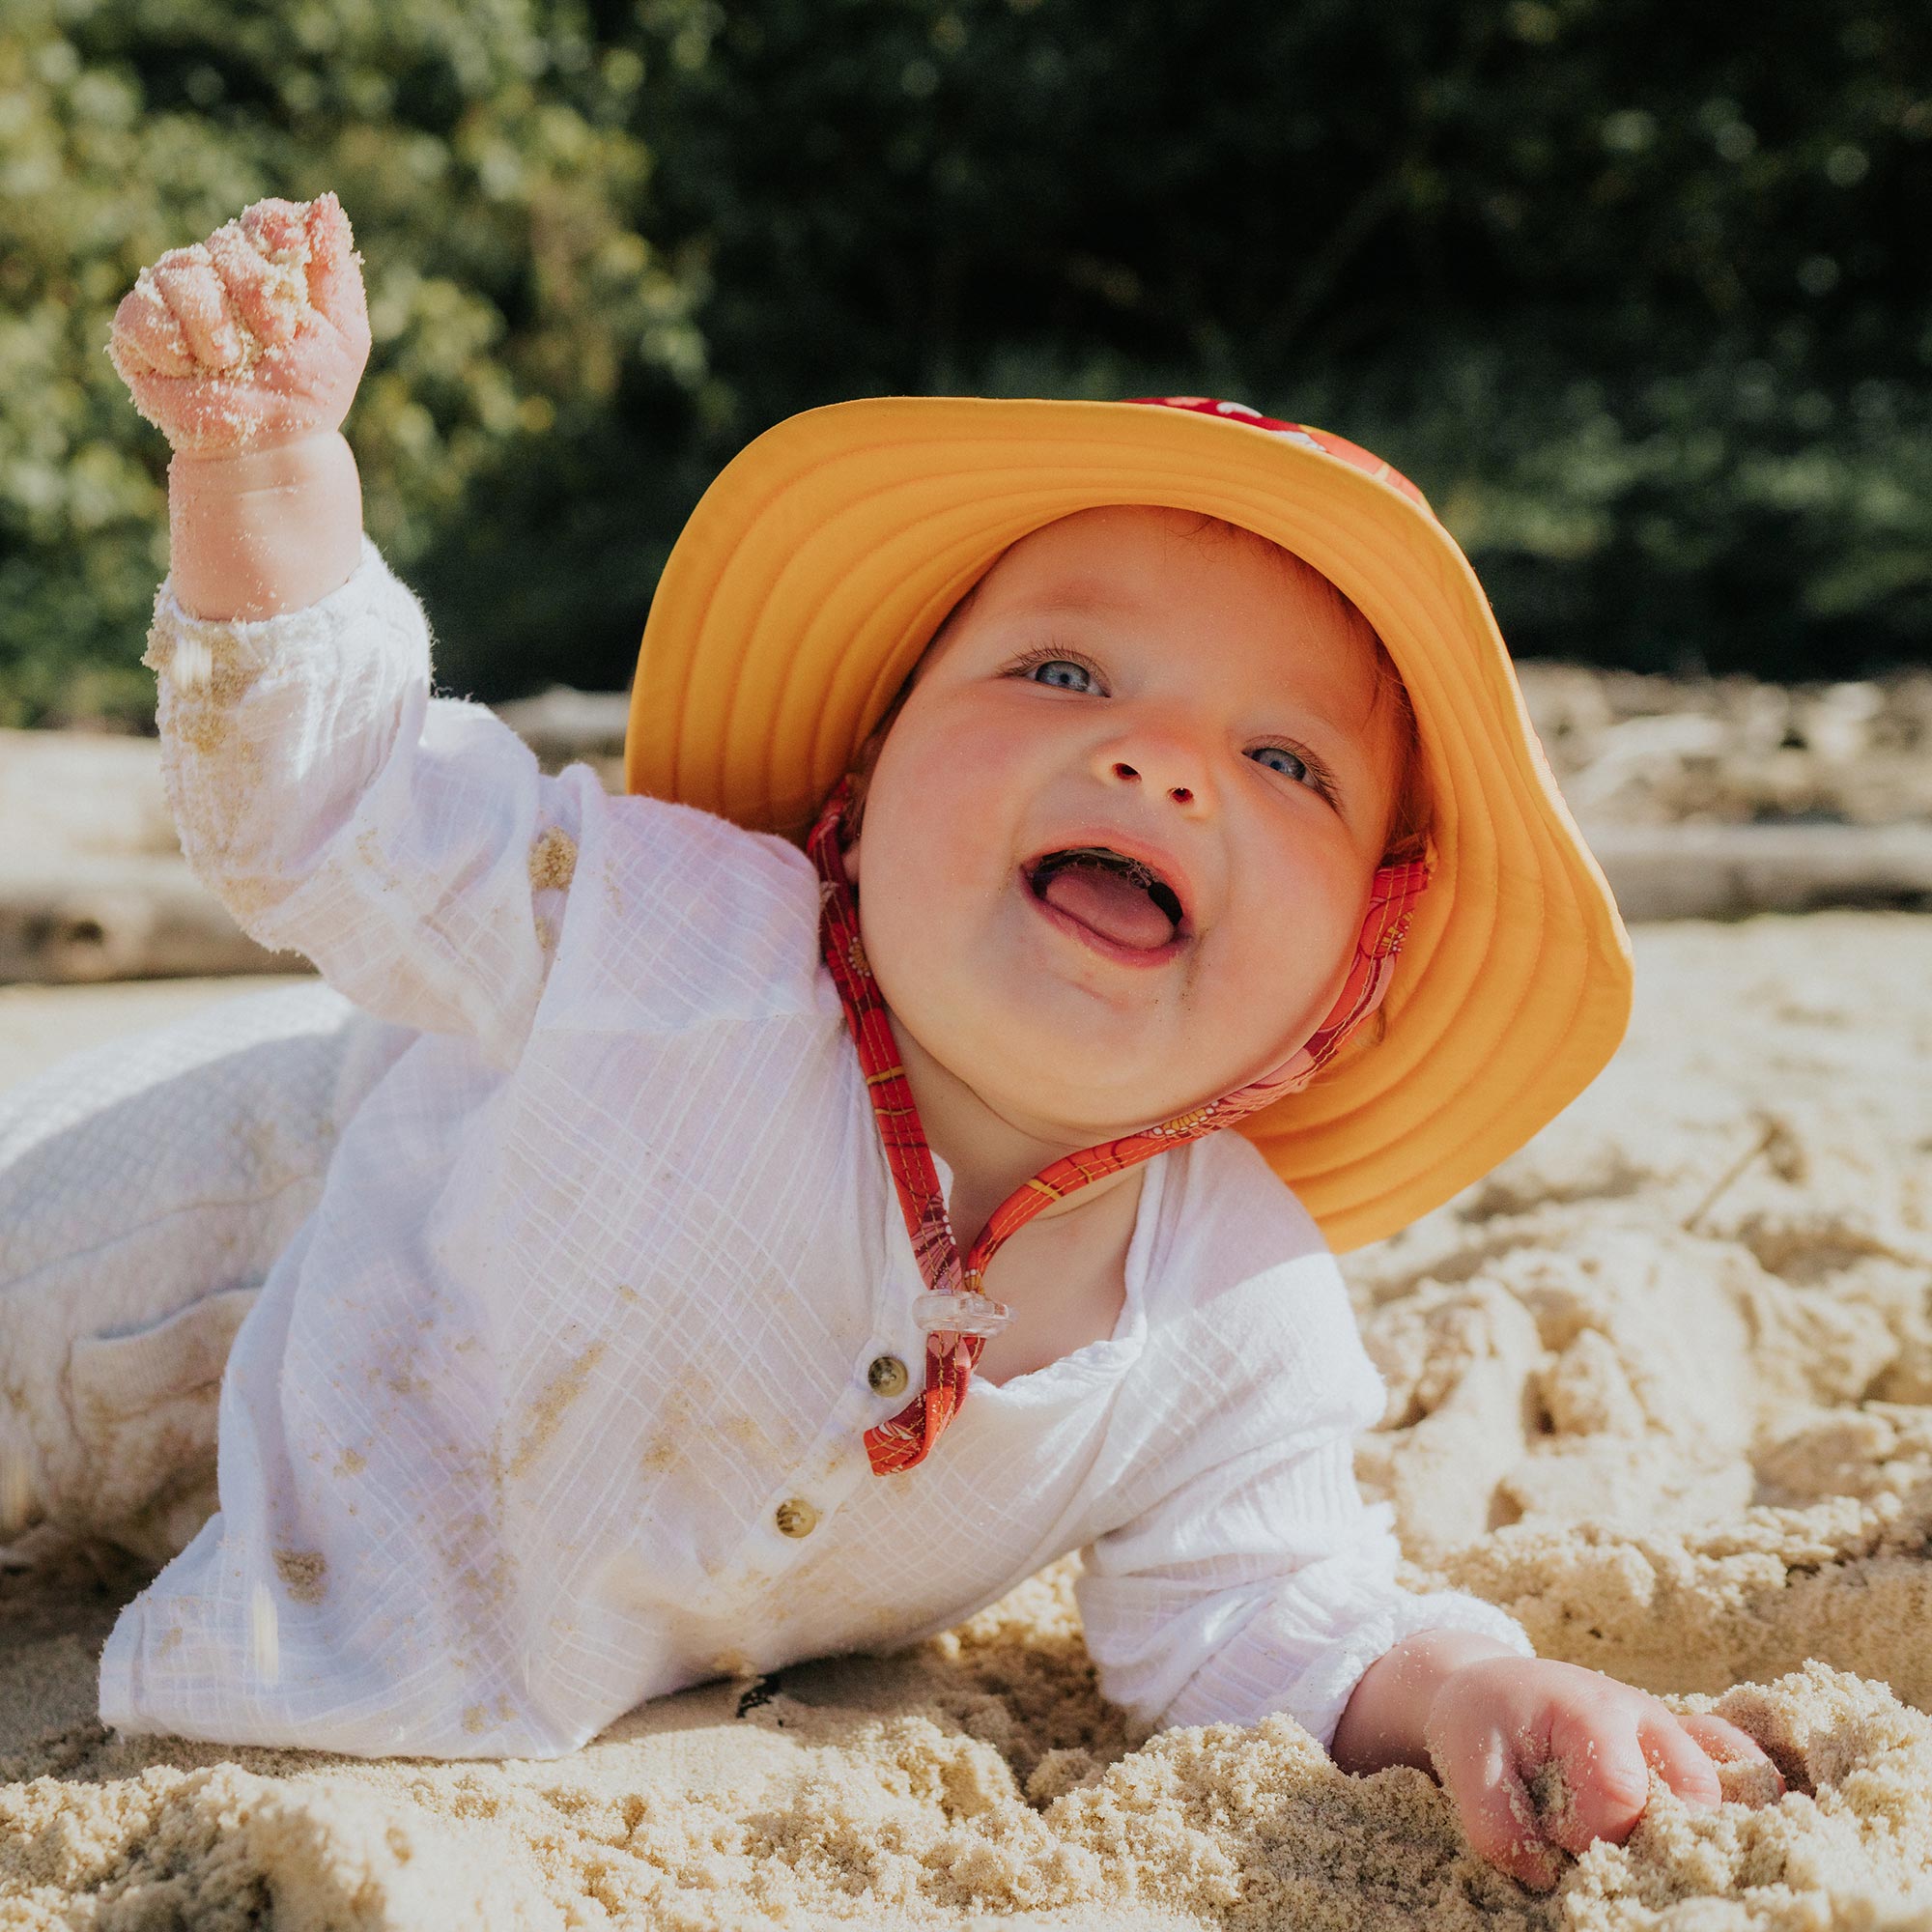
left=90, top=537, right=1527, bottom=1759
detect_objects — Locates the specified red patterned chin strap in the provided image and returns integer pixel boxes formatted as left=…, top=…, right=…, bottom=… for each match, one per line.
left=808, top=776, right=1430, bottom=1476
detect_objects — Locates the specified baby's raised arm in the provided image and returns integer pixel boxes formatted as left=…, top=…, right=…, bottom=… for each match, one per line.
left=108, top=197, right=606, bottom=1063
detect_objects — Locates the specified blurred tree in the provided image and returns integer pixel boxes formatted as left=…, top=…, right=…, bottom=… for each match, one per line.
left=0, top=0, right=701, bottom=724
left=627, top=0, right=1932, bottom=679
left=2, top=0, right=1927, bottom=724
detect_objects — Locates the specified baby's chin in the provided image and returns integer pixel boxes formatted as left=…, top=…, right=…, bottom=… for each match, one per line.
left=912, top=1003, right=1231, bottom=1141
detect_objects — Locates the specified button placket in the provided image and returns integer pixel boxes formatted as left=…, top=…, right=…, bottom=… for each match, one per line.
left=755, top=1397, right=874, bottom=1551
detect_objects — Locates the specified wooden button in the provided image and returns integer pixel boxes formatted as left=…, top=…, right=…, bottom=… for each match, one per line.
left=867, top=1354, right=909, bottom=1398
left=774, top=1496, right=819, bottom=1538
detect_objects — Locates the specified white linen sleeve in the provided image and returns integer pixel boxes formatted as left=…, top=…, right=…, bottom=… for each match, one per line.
left=141, top=535, right=604, bottom=1065
left=1075, top=1298, right=1530, bottom=1751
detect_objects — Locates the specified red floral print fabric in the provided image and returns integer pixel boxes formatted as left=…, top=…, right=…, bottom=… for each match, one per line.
left=1124, top=396, right=1437, bottom=518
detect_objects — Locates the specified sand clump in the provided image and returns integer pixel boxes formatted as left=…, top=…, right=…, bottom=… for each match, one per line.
left=6, top=912, right=1932, bottom=1927
left=527, top=828, right=578, bottom=895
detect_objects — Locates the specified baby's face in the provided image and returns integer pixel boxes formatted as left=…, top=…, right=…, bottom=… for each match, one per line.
left=842, top=505, right=1404, bottom=1141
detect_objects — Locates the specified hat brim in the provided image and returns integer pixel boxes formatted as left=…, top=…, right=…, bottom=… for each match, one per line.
left=625, top=396, right=1633, bottom=1252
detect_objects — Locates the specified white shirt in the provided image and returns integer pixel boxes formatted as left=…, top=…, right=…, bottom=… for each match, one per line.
left=102, top=538, right=1527, bottom=1760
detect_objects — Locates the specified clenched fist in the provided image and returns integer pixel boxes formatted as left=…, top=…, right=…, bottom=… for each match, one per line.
left=108, top=193, right=371, bottom=457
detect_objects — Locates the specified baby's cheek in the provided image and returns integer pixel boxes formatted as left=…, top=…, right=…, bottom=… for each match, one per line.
left=1227, top=872, right=1360, bottom=1037
left=850, top=838, right=976, bottom=1020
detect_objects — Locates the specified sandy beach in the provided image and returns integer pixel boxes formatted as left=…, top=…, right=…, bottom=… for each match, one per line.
left=3, top=913, right=1931, bottom=1927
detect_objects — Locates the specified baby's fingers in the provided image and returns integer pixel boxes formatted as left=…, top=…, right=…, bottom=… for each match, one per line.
left=206, top=219, right=302, bottom=351
left=238, top=195, right=310, bottom=260
left=300, top=192, right=369, bottom=344
left=1540, top=1707, right=1657, bottom=1855
left=1677, top=1712, right=1787, bottom=1803
left=1636, top=1709, right=1725, bottom=1812
left=1435, top=1724, right=1564, bottom=1890
left=151, top=244, right=247, bottom=370
left=110, top=275, right=195, bottom=379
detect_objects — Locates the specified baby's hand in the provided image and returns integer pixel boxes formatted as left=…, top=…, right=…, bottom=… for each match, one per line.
left=1425, top=1655, right=1783, bottom=1889
left=107, top=192, right=371, bottom=457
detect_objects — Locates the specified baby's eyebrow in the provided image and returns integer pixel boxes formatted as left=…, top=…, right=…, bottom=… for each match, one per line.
left=1293, top=701, right=1384, bottom=765
left=1015, top=578, right=1146, bottom=619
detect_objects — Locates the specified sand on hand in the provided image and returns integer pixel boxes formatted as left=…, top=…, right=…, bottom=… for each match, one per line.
left=107, top=209, right=320, bottom=450
left=6, top=911, right=1932, bottom=1929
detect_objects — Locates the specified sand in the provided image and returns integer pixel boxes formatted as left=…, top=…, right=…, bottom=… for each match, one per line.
left=6, top=915, right=1932, bottom=1927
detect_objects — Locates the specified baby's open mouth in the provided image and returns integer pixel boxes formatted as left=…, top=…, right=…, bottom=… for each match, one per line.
left=1025, top=847, right=1187, bottom=952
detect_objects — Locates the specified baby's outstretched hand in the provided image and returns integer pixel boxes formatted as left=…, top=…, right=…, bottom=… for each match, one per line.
left=107, top=192, right=372, bottom=456
left=1425, top=1655, right=1783, bottom=1889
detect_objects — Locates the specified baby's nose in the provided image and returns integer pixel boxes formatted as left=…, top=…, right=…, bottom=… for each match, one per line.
left=1109, top=759, right=1193, bottom=804
left=1096, top=726, right=1214, bottom=810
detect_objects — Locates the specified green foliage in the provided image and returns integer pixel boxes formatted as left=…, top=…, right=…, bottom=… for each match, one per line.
left=0, top=0, right=701, bottom=724
left=2, top=0, right=1928, bottom=725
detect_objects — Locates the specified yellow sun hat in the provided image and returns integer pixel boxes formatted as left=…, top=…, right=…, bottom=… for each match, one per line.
left=624, top=394, right=1633, bottom=1253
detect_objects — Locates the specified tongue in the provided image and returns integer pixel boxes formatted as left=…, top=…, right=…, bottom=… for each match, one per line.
left=1038, top=862, right=1176, bottom=951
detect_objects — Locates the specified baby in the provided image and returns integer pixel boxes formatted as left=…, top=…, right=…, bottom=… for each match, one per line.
left=1, top=193, right=1780, bottom=1889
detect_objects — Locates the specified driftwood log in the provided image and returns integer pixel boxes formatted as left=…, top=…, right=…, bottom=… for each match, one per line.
left=0, top=859, right=291, bottom=983
left=1585, top=823, right=1932, bottom=923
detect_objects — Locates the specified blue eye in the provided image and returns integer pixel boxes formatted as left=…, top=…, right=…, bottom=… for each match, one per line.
left=1025, top=658, right=1096, bottom=692
left=1249, top=745, right=1312, bottom=782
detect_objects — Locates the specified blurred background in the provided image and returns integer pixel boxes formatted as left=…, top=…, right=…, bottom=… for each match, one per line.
left=4, top=0, right=1929, bottom=724
left=2, top=0, right=1931, bottom=989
